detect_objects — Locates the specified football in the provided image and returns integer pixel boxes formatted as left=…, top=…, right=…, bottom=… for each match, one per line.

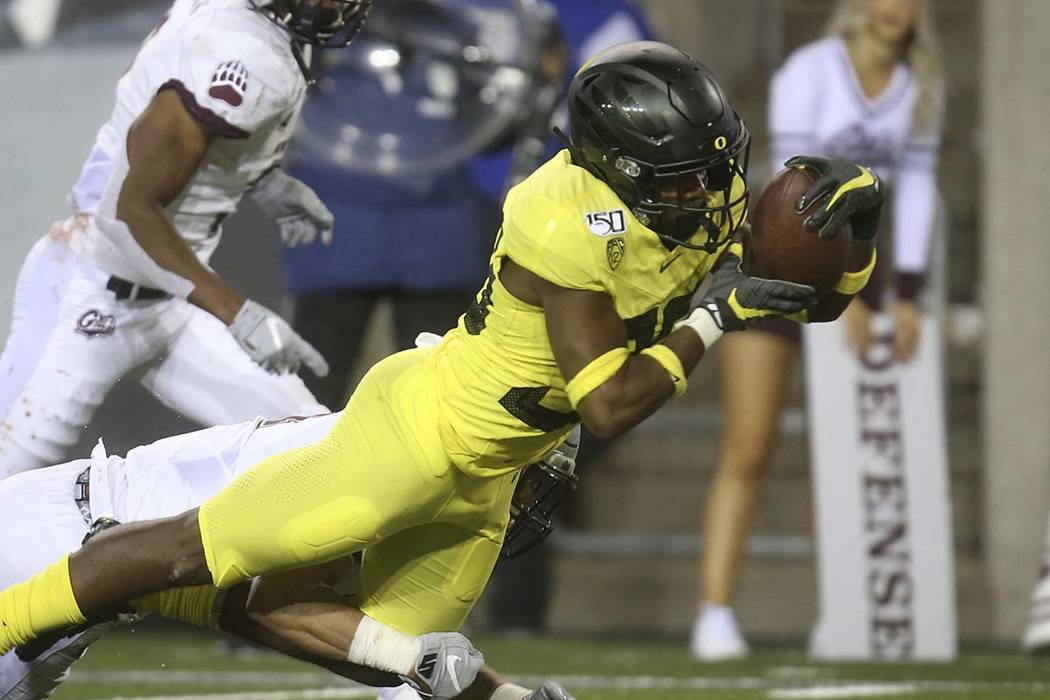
left=743, top=166, right=852, bottom=298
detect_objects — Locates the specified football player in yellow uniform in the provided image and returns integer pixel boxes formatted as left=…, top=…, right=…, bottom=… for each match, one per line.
left=0, top=40, right=881, bottom=700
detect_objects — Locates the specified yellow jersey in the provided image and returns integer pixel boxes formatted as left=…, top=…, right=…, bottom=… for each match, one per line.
left=431, top=150, right=731, bottom=476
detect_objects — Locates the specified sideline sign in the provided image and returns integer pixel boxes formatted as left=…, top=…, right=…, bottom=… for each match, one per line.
left=804, top=314, right=956, bottom=661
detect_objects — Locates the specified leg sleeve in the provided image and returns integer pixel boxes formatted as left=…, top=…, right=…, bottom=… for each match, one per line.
left=197, top=351, right=454, bottom=588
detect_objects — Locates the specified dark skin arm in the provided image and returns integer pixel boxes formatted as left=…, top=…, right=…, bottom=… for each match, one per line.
left=500, top=257, right=706, bottom=440
left=116, top=88, right=245, bottom=324
left=804, top=237, right=877, bottom=323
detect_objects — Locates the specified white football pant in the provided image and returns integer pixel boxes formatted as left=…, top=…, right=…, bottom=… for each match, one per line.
left=0, top=413, right=341, bottom=699
left=0, top=225, right=326, bottom=480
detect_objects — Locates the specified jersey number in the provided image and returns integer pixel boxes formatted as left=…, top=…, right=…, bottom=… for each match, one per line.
left=499, top=386, right=579, bottom=432
left=623, top=288, right=697, bottom=352
left=464, top=228, right=503, bottom=336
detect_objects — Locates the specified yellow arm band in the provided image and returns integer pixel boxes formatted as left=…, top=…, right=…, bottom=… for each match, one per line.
left=132, top=585, right=223, bottom=630
left=640, top=345, right=688, bottom=398
left=565, top=347, right=630, bottom=409
left=834, top=249, right=877, bottom=296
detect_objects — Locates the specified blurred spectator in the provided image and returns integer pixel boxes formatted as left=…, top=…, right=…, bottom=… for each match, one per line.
left=691, top=0, right=944, bottom=661
left=281, top=0, right=557, bottom=411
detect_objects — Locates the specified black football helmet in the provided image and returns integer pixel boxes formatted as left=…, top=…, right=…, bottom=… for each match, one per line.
left=564, top=41, right=750, bottom=252
left=253, top=0, right=373, bottom=48
left=501, top=427, right=580, bottom=559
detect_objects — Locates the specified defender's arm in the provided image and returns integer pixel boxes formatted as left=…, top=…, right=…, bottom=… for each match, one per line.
left=116, top=88, right=245, bottom=324
left=219, top=565, right=567, bottom=699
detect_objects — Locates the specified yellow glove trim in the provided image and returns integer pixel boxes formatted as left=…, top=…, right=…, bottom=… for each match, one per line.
left=787, top=308, right=810, bottom=324
left=727, top=289, right=773, bottom=322
left=565, top=347, right=630, bottom=409
left=825, top=165, right=876, bottom=210
left=132, top=585, right=223, bottom=630
left=640, top=345, right=688, bottom=398
left=834, top=249, right=877, bottom=296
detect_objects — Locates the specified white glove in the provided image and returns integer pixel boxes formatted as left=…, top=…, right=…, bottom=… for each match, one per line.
left=492, top=681, right=576, bottom=700
left=405, top=632, right=484, bottom=699
left=228, top=299, right=329, bottom=377
left=525, top=682, right=575, bottom=700
left=249, top=168, right=334, bottom=247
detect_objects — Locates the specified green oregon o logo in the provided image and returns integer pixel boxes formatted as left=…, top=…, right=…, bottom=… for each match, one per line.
left=714, top=135, right=728, bottom=150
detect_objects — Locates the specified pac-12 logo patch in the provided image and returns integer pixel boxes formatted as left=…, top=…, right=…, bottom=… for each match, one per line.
left=606, top=237, right=625, bottom=270
left=209, top=60, right=248, bottom=106
left=75, top=310, right=116, bottom=338
left=585, top=209, right=627, bottom=237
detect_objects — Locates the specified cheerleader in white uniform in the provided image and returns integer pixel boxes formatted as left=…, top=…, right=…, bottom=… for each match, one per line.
left=692, top=0, right=945, bottom=661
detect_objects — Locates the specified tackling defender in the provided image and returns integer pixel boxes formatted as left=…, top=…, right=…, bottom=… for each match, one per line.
left=0, top=0, right=374, bottom=478
left=0, top=40, right=883, bottom=699
left=0, top=409, right=576, bottom=699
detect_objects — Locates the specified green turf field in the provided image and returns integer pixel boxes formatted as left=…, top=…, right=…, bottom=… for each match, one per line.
left=49, top=628, right=1050, bottom=700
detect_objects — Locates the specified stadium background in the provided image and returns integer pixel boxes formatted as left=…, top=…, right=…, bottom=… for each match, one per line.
left=0, top=1, right=1049, bottom=696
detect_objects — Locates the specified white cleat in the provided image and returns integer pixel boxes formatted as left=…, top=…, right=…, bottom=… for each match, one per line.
left=690, top=605, right=750, bottom=662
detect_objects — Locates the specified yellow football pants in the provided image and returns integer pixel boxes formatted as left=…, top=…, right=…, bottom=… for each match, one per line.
left=198, top=348, right=516, bottom=633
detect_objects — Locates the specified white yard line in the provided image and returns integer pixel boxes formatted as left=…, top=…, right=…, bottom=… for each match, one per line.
left=69, top=671, right=1050, bottom=698
left=768, top=685, right=919, bottom=699
left=106, top=689, right=376, bottom=700
left=75, top=671, right=340, bottom=687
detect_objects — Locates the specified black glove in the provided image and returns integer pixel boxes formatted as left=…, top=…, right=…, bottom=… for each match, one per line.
left=698, top=242, right=816, bottom=332
left=786, top=155, right=884, bottom=242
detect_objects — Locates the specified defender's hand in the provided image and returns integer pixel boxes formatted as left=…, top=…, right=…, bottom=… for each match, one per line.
left=249, top=168, right=334, bottom=247
left=699, top=242, right=816, bottom=332
left=228, top=299, right=329, bottom=377
left=786, top=155, right=884, bottom=241
left=404, top=632, right=484, bottom=699
left=524, top=681, right=576, bottom=699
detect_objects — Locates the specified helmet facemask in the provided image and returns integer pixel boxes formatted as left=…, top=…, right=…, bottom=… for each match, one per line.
left=256, top=0, right=372, bottom=48
left=501, top=444, right=579, bottom=560
left=576, top=121, right=751, bottom=253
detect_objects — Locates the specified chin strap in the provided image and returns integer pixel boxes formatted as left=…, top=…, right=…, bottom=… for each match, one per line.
left=291, top=40, right=316, bottom=86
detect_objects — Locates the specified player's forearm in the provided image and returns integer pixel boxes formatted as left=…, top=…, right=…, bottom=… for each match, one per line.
left=114, top=198, right=245, bottom=323
left=454, top=666, right=507, bottom=699
left=240, top=573, right=364, bottom=661
left=806, top=239, right=876, bottom=323
left=220, top=583, right=402, bottom=686
left=579, top=332, right=704, bottom=439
